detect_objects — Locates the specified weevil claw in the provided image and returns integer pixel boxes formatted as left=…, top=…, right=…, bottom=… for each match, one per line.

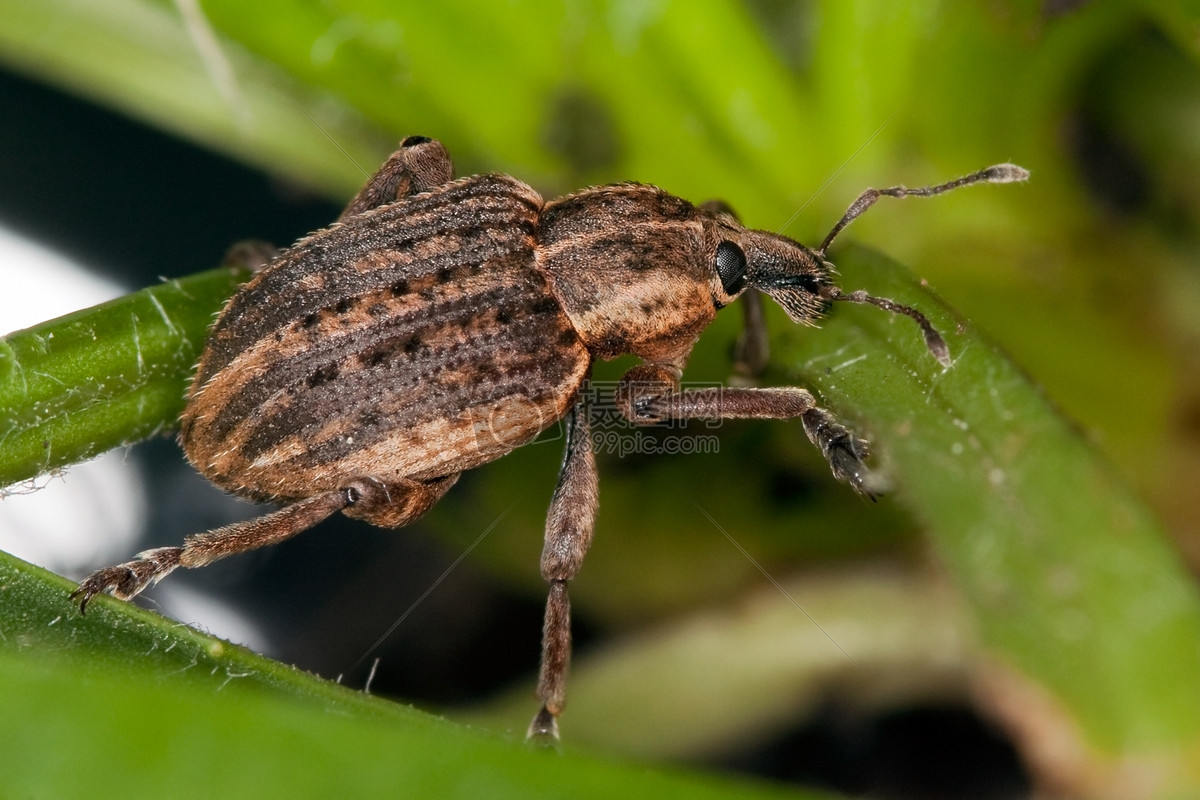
left=525, top=706, right=562, bottom=749
left=801, top=408, right=891, bottom=499
left=69, top=547, right=183, bottom=613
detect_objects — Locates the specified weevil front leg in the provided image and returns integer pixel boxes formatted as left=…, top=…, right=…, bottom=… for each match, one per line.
left=616, top=364, right=879, bottom=498
left=71, top=475, right=457, bottom=612
left=528, top=399, right=599, bottom=742
left=733, top=287, right=769, bottom=378
left=339, top=135, right=455, bottom=220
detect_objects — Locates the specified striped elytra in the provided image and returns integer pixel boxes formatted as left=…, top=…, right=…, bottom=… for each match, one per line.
left=181, top=174, right=591, bottom=503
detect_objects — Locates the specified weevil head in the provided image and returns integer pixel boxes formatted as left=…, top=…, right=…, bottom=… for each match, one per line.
left=539, top=184, right=841, bottom=365
left=699, top=204, right=952, bottom=366
left=699, top=205, right=836, bottom=325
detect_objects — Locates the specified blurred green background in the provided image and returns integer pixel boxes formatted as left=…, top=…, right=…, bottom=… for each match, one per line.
left=2, top=1, right=1200, bottom=798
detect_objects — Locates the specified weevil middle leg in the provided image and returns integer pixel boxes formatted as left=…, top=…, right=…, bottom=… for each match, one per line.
left=339, top=135, right=455, bottom=219
left=528, top=397, right=599, bottom=742
left=733, top=287, right=770, bottom=378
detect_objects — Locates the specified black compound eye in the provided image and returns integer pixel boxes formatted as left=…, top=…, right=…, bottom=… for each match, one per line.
left=715, top=240, right=747, bottom=295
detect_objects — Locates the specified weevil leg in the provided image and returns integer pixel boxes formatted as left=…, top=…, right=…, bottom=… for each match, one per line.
left=528, top=398, right=599, bottom=743
left=733, top=287, right=770, bottom=378
left=341, top=473, right=459, bottom=528
left=616, top=364, right=879, bottom=498
left=339, top=136, right=456, bottom=220
left=70, top=485, right=355, bottom=612
left=214, top=138, right=457, bottom=272
left=221, top=239, right=280, bottom=273
left=70, top=476, right=457, bottom=613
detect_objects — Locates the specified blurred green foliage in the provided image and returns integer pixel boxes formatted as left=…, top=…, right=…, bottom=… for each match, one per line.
left=2, top=1, right=1200, bottom=798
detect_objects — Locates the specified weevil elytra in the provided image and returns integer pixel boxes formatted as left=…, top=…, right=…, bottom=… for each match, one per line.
left=71, top=136, right=1027, bottom=739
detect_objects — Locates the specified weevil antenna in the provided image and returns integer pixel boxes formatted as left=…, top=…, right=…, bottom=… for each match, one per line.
left=829, top=288, right=952, bottom=367
left=816, top=163, right=1029, bottom=256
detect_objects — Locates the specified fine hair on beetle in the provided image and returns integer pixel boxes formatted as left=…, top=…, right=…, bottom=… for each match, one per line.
left=69, top=135, right=1028, bottom=742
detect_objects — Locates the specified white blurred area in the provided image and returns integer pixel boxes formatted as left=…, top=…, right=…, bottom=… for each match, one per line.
left=0, top=224, right=127, bottom=334
left=0, top=224, right=268, bottom=652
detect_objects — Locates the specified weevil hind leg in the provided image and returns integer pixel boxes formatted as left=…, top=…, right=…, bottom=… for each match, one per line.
left=71, top=485, right=357, bottom=613
left=528, top=399, right=598, bottom=743
left=339, top=136, right=455, bottom=220
left=221, top=239, right=280, bottom=273
left=70, top=475, right=459, bottom=613
left=215, top=137, right=459, bottom=271
left=340, top=473, right=459, bottom=528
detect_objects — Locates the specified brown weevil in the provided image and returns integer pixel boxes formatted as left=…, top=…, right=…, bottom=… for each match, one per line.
left=71, top=136, right=1027, bottom=739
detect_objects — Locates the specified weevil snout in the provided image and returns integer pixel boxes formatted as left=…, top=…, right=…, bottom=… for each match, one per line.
left=749, top=249, right=830, bottom=326
left=744, top=236, right=951, bottom=366
left=707, top=161, right=1029, bottom=368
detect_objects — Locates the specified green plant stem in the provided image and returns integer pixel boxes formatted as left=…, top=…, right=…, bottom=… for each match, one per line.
left=0, top=266, right=250, bottom=488
left=0, top=550, right=833, bottom=800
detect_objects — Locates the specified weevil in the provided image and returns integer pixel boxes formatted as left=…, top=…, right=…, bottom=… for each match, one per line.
left=71, top=136, right=1027, bottom=739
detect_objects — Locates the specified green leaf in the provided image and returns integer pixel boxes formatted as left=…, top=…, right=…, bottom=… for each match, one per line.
left=785, top=245, right=1200, bottom=782
left=0, top=551, right=827, bottom=800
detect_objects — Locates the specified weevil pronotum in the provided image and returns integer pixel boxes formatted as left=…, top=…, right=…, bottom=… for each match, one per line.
left=71, top=136, right=1027, bottom=739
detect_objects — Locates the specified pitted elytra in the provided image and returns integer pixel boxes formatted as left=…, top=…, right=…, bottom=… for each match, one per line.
left=72, top=136, right=1028, bottom=740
